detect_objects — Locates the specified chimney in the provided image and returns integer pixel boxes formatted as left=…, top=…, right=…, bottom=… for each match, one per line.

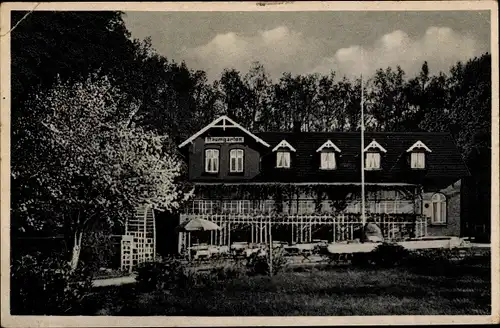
left=293, top=120, right=302, bottom=133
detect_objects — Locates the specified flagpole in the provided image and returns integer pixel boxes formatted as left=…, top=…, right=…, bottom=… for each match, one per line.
left=361, top=50, right=366, bottom=228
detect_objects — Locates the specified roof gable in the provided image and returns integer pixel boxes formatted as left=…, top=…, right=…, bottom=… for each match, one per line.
left=407, top=140, right=432, bottom=152
left=178, top=115, right=270, bottom=148
left=364, top=140, right=387, bottom=153
left=316, top=140, right=341, bottom=152
left=272, top=140, right=297, bottom=152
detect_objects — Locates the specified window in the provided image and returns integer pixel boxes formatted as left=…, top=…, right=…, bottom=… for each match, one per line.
left=205, top=149, right=219, bottom=173
left=230, top=149, right=244, bottom=173
left=365, top=152, right=381, bottom=170
left=260, top=200, right=275, bottom=213
left=297, top=200, right=316, bottom=214
left=320, top=151, right=336, bottom=170
left=317, top=140, right=341, bottom=170
left=222, top=200, right=252, bottom=214
left=273, top=140, right=295, bottom=168
left=276, top=151, right=291, bottom=168
left=190, top=200, right=216, bottom=214
left=431, top=193, right=446, bottom=224
left=411, top=152, right=425, bottom=169
left=223, top=200, right=239, bottom=214
left=407, top=141, right=431, bottom=169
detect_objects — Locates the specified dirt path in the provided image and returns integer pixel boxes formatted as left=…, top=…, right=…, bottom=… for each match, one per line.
left=93, top=274, right=137, bottom=287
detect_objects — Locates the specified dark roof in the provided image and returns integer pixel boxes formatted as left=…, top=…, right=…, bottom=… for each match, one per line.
left=252, top=131, right=470, bottom=185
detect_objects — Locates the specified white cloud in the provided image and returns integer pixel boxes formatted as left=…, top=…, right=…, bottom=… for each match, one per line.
left=180, top=26, right=323, bottom=80
left=313, top=27, right=479, bottom=79
left=182, top=26, right=481, bottom=81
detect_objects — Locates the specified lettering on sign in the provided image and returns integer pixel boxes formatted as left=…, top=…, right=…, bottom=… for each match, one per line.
left=205, top=136, right=244, bottom=144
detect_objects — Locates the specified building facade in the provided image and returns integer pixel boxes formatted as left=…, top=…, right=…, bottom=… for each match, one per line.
left=176, top=116, right=470, bottom=254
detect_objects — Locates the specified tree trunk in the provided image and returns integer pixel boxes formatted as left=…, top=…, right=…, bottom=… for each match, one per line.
left=69, top=229, right=83, bottom=272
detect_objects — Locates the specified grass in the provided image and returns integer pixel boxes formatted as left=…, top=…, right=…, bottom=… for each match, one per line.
left=88, top=256, right=491, bottom=316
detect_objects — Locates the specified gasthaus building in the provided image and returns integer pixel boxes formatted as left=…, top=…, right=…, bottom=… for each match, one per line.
left=174, top=115, right=470, bottom=255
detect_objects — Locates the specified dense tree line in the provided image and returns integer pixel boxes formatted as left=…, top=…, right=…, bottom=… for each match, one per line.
left=10, top=10, right=492, bottom=264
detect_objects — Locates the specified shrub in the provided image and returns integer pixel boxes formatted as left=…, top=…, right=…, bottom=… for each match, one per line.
left=209, top=264, right=242, bottom=281
left=10, top=253, right=93, bottom=315
left=135, top=257, right=196, bottom=292
left=246, top=247, right=288, bottom=276
left=80, top=228, right=120, bottom=274
left=369, top=242, right=410, bottom=267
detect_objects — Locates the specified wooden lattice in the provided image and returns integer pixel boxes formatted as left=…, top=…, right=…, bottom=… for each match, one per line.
left=121, top=206, right=156, bottom=272
left=178, top=213, right=427, bottom=254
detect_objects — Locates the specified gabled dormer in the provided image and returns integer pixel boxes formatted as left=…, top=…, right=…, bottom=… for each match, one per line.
left=363, top=139, right=387, bottom=171
left=406, top=140, right=432, bottom=169
left=316, top=140, right=341, bottom=170
left=272, top=140, right=296, bottom=168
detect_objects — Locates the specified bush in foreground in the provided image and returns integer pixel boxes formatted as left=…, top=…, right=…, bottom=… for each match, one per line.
left=135, top=257, right=196, bottom=291
left=371, top=242, right=410, bottom=267
left=10, top=253, right=93, bottom=315
left=246, top=247, right=288, bottom=276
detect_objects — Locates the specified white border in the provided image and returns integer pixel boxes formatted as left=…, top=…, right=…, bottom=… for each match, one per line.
left=1, top=1, right=498, bottom=327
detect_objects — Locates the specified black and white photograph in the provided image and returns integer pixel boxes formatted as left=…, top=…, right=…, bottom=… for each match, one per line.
left=1, top=1, right=498, bottom=326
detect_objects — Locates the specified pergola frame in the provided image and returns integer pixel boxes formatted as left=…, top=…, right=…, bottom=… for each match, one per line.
left=178, top=213, right=427, bottom=254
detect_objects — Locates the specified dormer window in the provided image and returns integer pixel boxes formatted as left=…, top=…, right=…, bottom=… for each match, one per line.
left=365, top=152, right=381, bottom=170
left=316, top=140, right=341, bottom=170
left=410, top=152, right=425, bottom=169
left=272, top=140, right=296, bottom=169
left=406, top=140, right=432, bottom=169
left=364, top=140, right=386, bottom=171
left=276, top=151, right=291, bottom=168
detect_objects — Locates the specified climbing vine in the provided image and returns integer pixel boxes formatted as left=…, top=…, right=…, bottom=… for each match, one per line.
left=192, top=183, right=418, bottom=215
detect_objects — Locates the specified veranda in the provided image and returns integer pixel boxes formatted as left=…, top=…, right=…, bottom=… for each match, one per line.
left=177, top=213, right=427, bottom=254
left=177, top=184, right=425, bottom=255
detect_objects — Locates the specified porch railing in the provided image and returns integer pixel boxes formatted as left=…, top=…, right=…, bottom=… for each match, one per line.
left=178, top=213, right=427, bottom=254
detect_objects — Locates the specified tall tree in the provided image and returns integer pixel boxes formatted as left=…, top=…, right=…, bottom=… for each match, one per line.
left=11, top=11, right=136, bottom=115
left=217, top=68, right=254, bottom=127
left=273, top=73, right=320, bottom=132
left=243, top=62, right=273, bottom=132
left=367, top=66, right=411, bottom=131
left=12, top=74, right=191, bottom=270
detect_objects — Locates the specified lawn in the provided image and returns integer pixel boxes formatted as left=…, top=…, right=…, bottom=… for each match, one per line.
left=89, top=256, right=491, bottom=316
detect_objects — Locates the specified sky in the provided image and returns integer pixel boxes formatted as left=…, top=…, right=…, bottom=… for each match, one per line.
left=123, top=11, right=491, bottom=81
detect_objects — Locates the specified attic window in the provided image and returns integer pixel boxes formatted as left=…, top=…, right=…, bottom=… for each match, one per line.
left=320, top=152, right=336, bottom=170
left=407, top=140, right=432, bottom=169
left=363, top=140, right=386, bottom=171
left=316, top=140, right=341, bottom=170
left=410, top=153, right=425, bottom=169
left=365, top=152, right=381, bottom=170
left=276, top=151, right=291, bottom=168
left=273, top=140, right=296, bottom=169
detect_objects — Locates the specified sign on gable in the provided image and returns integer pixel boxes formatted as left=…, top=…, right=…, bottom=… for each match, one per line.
left=205, top=136, right=244, bottom=144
